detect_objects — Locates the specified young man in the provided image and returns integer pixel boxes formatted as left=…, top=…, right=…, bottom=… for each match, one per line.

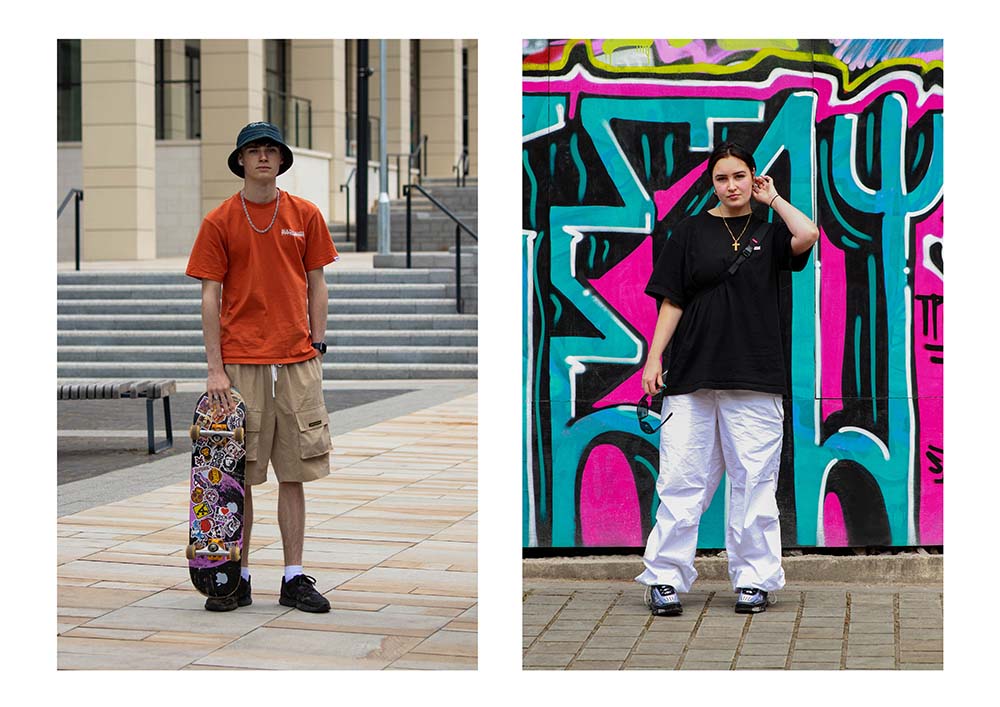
left=186, top=121, right=339, bottom=613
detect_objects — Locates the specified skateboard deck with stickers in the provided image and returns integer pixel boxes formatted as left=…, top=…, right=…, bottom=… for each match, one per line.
left=185, top=389, right=247, bottom=598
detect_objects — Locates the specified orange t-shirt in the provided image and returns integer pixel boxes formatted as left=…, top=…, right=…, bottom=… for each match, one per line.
left=186, top=190, right=339, bottom=364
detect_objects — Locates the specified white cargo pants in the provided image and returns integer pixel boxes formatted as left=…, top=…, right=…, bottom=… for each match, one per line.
left=635, top=389, right=786, bottom=593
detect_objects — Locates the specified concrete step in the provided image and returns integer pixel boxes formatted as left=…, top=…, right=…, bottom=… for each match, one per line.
left=56, top=264, right=478, bottom=381
left=394, top=187, right=478, bottom=213
left=57, top=361, right=477, bottom=380
left=57, top=298, right=462, bottom=316
left=58, top=345, right=478, bottom=365
left=58, top=313, right=478, bottom=331
left=57, top=282, right=452, bottom=300
left=374, top=251, right=477, bottom=270
left=57, top=329, right=479, bottom=347
left=56, top=269, right=458, bottom=286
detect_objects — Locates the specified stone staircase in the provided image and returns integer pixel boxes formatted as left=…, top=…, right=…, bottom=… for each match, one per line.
left=331, top=176, right=478, bottom=313
left=57, top=267, right=477, bottom=381
left=332, top=178, right=477, bottom=253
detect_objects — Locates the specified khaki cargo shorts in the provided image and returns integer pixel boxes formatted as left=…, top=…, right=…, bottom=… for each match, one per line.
left=224, top=356, right=331, bottom=486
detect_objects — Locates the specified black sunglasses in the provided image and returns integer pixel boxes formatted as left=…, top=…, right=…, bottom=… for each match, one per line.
left=637, top=388, right=673, bottom=434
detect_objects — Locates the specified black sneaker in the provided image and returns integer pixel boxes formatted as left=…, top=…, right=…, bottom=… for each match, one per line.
left=644, top=584, right=683, bottom=616
left=204, top=576, right=252, bottom=612
left=279, top=574, right=331, bottom=613
left=734, top=587, right=774, bottom=614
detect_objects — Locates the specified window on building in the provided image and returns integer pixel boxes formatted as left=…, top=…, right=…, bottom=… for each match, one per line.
left=410, top=39, right=422, bottom=168
left=264, top=40, right=310, bottom=149
left=462, top=46, right=469, bottom=156
left=155, top=40, right=200, bottom=140
left=185, top=41, right=201, bottom=140
left=345, top=40, right=380, bottom=161
left=265, top=39, right=289, bottom=138
left=57, top=39, right=81, bottom=142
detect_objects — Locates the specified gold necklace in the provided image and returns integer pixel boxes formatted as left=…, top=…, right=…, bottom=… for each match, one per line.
left=721, top=213, right=751, bottom=251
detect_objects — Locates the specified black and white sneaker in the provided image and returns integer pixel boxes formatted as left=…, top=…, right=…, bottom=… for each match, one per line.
left=279, top=574, right=331, bottom=613
left=644, top=584, right=683, bottom=616
left=734, top=587, right=775, bottom=614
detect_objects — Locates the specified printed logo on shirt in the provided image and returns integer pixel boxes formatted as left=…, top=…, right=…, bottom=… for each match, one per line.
left=281, top=228, right=305, bottom=238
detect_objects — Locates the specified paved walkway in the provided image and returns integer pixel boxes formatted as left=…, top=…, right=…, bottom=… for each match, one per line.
left=523, top=579, right=941, bottom=670
left=57, top=391, right=477, bottom=670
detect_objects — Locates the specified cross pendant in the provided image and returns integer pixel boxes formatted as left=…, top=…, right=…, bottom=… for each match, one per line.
left=732, top=241, right=740, bottom=251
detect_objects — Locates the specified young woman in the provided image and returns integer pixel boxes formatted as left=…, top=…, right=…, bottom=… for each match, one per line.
left=635, top=142, right=819, bottom=615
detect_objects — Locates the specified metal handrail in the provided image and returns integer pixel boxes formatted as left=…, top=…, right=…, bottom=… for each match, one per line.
left=339, top=168, right=356, bottom=242
left=402, top=183, right=477, bottom=313
left=58, top=188, right=84, bottom=271
left=413, top=135, right=428, bottom=177
left=453, top=149, right=470, bottom=187
left=387, top=135, right=429, bottom=198
left=264, top=89, right=312, bottom=149
left=386, top=151, right=418, bottom=198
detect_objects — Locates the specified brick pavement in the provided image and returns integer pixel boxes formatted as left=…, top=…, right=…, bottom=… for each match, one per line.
left=523, top=579, right=942, bottom=670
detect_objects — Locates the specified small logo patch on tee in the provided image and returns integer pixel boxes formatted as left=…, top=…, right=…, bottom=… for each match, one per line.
left=281, top=228, right=305, bottom=238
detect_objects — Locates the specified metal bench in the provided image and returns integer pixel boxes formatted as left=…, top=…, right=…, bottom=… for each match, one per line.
left=57, top=379, right=176, bottom=454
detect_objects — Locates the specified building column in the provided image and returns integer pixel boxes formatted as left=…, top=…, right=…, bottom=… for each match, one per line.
left=81, top=39, right=156, bottom=260
left=420, top=39, right=464, bottom=179
left=466, top=40, right=478, bottom=178
left=199, top=40, right=264, bottom=216
left=291, top=39, right=346, bottom=223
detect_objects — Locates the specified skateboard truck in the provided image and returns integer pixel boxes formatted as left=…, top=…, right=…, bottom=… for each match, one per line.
left=186, top=540, right=241, bottom=562
left=189, top=425, right=245, bottom=444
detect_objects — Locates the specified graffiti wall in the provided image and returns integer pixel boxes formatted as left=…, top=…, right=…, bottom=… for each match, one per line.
left=522, top=39, right=943, bottom=549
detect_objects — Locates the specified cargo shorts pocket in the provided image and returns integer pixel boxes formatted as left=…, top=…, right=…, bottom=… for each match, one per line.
left=244, top=410, right=262, bottom=462
left=295, top=405, right=331, bottom=459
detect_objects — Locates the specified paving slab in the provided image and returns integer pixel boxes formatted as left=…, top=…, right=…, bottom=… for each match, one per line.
left=523, top=578, right=942, bottom=671
left=57, top=392, right=477, bottom=670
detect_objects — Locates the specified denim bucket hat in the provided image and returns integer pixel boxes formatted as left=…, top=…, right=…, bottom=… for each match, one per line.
left=228, top=121, right=294, bottom=178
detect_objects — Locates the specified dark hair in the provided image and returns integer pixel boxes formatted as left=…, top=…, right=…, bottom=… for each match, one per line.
left=707, top=142, right=756, bottom=177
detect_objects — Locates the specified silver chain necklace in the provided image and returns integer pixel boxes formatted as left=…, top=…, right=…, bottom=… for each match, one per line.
left=240, top=188, right=281, bottom=233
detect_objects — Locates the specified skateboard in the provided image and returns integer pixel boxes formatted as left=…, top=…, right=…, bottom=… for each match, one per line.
left=185, top=389, right=247, bottom=598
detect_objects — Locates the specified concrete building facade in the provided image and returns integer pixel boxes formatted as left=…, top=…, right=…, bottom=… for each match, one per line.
left=57, top=38, right=477, bottom=261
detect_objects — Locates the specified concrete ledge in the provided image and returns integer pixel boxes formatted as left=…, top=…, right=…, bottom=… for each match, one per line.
left=523, top=553, right=942, bottom=585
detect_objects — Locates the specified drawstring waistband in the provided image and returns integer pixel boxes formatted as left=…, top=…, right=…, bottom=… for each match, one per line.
left=270, top=364, right=283, bottom=398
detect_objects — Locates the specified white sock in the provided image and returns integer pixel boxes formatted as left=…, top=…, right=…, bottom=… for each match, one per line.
left=241, top=567, right=251, bottom=581
left=284, top=565, right=303, bottom=583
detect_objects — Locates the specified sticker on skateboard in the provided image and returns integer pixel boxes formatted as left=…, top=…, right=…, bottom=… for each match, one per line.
left=185, top=389, right=247, bottom=597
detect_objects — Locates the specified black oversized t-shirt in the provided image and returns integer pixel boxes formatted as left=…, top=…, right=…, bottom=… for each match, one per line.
left=644, top=211, right=812, bottom=396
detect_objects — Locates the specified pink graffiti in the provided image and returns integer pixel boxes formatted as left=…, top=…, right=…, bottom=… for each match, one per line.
left=590, top=236, right=655, bottom=408
left=820, top=228, right=847, bottom=420
left=580, top=443, right=643, bottom=545
left=914, top=203, right=944, bottom=544
left=823, top=492, right=849, bottom=546
left=590, top=162, right=709, bottom=409
left=523, top=70, right=941, bottom=128
left=651, top=39, right=742, bottom=66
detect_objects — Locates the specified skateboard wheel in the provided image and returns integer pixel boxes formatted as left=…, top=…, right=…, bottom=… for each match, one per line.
left=189, top=424, right=200, bottom=442
left=234, top=427, right=245, bottom=444
left=185, top=544, right=196, bottom=560
left=229, top=546, right=241, bottom=562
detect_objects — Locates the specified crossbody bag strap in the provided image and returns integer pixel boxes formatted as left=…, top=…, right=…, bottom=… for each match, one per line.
left=726, top=219, right=771, bottom=276
left=688, top=219, right=772, bottom=303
